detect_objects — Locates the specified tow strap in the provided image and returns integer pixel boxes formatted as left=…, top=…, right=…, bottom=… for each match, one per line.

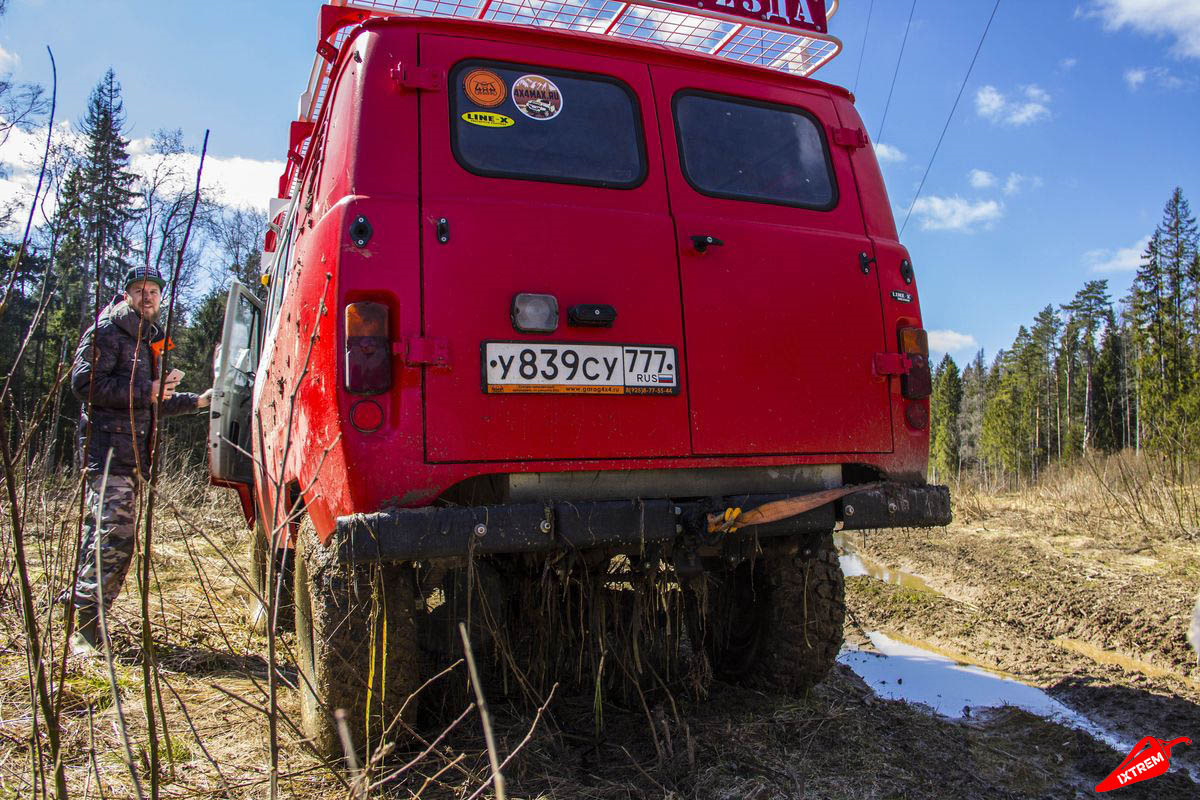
left=706, top=482, right=883, bottom=534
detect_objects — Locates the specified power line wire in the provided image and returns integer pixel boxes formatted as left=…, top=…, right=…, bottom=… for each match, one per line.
left=900, top=0, right=1002, bottom=237
left=875, top=0, right=918, bottom=146
left=852, top=0, right=876, bottom=96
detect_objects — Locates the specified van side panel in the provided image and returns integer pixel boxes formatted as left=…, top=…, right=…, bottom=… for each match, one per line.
left=831, top=97, right=899, bottom=242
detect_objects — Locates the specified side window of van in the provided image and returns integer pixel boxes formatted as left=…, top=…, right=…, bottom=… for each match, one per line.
left=449, top=61, right=646, bottom=188
left=673, top=92, right=836, bottom=210
left=265, top=216, right=295, bottom=328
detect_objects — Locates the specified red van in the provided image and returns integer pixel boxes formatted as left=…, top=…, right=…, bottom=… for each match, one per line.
left=209, top=0, right=950, bottom=756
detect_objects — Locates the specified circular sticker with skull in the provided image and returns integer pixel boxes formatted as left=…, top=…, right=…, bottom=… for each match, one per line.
left=512, top=74, right=563, bottom=121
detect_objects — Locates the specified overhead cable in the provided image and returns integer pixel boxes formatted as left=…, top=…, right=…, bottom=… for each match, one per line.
left=900, top=0, right=1003, bottom=237
left=852, top=0, right=876, bottom=95
left=875, top=0, right=918, bottom=146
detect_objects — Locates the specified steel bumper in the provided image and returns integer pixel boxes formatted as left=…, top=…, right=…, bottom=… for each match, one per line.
left=335, top=482, right=951, bottom=565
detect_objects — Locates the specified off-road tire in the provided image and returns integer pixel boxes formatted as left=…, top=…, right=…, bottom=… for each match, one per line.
left=247, top=521, right=294, bottom=633
left=691, top=531, right=844, bottom=692
left=294, top=519, right=420, bottom=760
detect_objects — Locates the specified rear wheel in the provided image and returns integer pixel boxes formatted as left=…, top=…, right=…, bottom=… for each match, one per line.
left=247, top=521, right=294, bottom=633
left=294, top=519, right=421, bottom=760
left=689, top=531, right=844, bottom=692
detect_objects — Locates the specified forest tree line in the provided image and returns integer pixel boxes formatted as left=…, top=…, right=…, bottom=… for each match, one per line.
left=930, top=187, right=1199, bottom=485
left=1, top=66, right=268, bottom=471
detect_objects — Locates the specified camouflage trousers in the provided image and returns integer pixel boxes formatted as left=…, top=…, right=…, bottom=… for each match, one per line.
left=72, top=473, right=140, bottom=613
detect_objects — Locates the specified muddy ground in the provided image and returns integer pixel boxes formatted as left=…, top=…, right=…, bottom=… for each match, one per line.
left=2, top=477, right=1198, bottom=798
left=839, top=486, right=1200, bottom=797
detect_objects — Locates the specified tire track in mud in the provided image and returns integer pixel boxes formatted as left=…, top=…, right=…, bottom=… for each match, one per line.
left=840, top=523, right=1200, bottom=791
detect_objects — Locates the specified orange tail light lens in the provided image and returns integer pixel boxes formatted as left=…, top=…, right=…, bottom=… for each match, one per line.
left=899, top=327, right=932, bottom=400
left=345, top=302, right=392, bottom=395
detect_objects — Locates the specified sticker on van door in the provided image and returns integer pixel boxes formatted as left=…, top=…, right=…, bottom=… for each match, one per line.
left=463, top=68, right=507, bottom=108
left=462, top=111, right=515, bottom=128
left=512, top=75, right=563, bottom=120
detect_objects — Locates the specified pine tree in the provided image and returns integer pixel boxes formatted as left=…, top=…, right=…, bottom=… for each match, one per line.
left=1062, top=280, right=1112, bottom=451
left=79, top=69, right=139, bottom=320
left=1091, top=307, right=1124, bottom=453
left=929, top=355, right=962, bottom=482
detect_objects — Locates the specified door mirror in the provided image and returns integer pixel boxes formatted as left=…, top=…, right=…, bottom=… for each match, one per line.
left=209, top=281, right=263, bottom=485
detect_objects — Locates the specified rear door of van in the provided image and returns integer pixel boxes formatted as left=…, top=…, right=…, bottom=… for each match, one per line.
left=418, top=35, right=689, bottom=463
left=650, top=66, right=892, bottom=455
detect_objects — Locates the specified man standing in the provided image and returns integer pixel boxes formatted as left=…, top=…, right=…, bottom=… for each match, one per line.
left=68, top=266, right=212, bottom=654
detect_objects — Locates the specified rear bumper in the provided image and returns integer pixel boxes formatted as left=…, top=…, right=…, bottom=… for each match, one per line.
left=335, top=482, right=951, bottom=564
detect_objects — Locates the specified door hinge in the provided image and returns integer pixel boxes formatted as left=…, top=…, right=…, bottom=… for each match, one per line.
left=391, top=63, right=442, bottom=92
left=832, top=126, right=868, bottom=149
left=395, top=337, right=449, bottom=366
left=873, top=353, right=913, bottom=377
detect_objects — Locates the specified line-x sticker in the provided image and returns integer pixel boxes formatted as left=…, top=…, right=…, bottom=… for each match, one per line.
left=462, top=111, right=514, bottom=128
left=512, top=75, right=563, bottom=120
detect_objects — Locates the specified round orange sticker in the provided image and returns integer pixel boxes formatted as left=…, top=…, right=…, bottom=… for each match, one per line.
left=463, top=69, right=507, bottom=108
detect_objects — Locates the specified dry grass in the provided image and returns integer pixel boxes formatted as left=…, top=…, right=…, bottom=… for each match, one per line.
left=952, top=451, right=1200, bottom=544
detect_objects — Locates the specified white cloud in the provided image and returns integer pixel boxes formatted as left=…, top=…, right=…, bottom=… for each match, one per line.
left=1085, top=235, right=1151, bottom=271
left=0, top=123, right=282, bottom=234
left=968, top=169, right=996, bottom=189
left=1003, top=172, right=1043, bottom=195
left=1060, top=57, right=1079, bottom=70
left=128, top=145, right=283, bottom=213
left=1089, top=0, right=1200, bottom=59
left=928, top=330, right=979, bottom=354
left=0, top=45, right=18, bottom=73
left=1124, top=65, right=1189, bottom=90
left=975, top=84, right=1052, bottom=125
left=910, top=195, right=1003, bottom=232
left=874, top=142, right=906, bottom=164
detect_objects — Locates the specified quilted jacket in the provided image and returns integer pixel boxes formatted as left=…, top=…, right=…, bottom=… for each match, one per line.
left=71, top=300, right=199, bottom=477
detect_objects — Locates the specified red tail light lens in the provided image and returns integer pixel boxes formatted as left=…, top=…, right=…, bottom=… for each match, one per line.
left=899, top=327, right=932, bottom=399
left=344, top=302, right=391, bottom=394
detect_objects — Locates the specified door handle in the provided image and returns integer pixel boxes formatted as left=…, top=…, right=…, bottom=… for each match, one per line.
left=690, top=235, right=724, bottom=254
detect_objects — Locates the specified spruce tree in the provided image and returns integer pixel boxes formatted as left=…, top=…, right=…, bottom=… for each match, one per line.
left=957, top=349, right=987, bottom=477
left=79, top=69, right=139, bottom=319
left=929, top=355, right=962, bottom=482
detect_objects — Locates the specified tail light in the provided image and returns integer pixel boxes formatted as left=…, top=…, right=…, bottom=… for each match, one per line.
left=899, top=327, right=931, bottom=400
left=344, top=302, right=391, bottom=394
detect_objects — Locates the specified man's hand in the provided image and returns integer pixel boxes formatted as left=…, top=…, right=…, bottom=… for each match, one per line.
left=150, top=379, right=177, bottom=404
left=197, top=388, right=213, bottom=409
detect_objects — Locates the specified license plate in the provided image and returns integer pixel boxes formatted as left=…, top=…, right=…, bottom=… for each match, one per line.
left=483, top=342, right=679, bottom=395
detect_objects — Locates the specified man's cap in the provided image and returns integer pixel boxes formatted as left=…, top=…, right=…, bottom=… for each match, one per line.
left=124, top=266, right=166, bottom=291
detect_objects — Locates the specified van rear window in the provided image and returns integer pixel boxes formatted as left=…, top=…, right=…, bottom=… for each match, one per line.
left=673, top=92, right=836, bottom=209
left=450, top=61, right=646, bottom=188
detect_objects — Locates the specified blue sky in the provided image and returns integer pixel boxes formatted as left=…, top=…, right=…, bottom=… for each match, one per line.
left=1, top=0, right=1198, bottom=364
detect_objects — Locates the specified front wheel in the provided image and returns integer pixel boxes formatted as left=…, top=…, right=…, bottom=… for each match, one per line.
left=294, top=519, right=421, bottom=760
left=689, top=531, right=845, bottom=692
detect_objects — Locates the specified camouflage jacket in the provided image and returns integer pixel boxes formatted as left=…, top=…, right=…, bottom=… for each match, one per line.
left=71, top=300, right=199, bottom=477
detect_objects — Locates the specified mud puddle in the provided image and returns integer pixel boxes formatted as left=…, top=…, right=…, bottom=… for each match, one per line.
left=841, top=632, right=1120, bottom=741
left=835, top=532, right=941, bottom=595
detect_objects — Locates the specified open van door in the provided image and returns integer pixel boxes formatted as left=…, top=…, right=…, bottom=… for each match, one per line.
left=209, top=281, right=263, bottom=487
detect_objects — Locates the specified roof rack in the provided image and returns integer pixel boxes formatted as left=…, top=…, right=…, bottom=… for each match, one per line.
left=278, top=0, right=841, bottom=199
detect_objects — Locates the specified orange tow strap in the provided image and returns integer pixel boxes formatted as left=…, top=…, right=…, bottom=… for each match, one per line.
left=706, top=482, right=882, bottom=533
